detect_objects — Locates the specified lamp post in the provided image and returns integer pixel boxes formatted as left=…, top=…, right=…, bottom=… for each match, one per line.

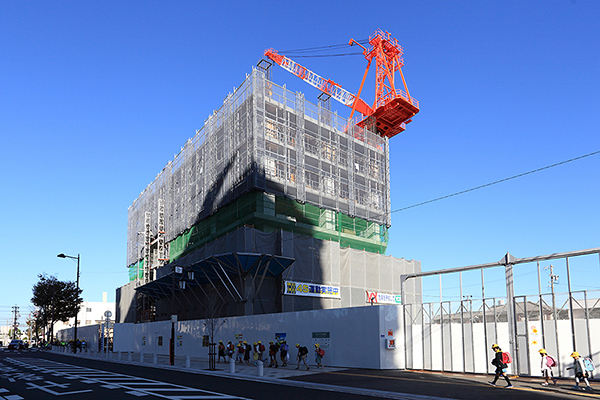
left=57, top=253, right=80, bottom=354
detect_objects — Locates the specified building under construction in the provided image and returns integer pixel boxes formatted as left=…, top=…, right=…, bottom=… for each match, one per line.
left=116, top=31, right=422, bottom=323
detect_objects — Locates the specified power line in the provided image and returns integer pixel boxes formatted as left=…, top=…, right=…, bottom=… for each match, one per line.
left=392, top=150, right=600, bottom=213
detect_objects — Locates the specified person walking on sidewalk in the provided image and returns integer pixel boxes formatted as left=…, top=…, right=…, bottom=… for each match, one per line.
left=252, top=342, right=259, bottom=365
left=244, top=341, right=251, bottom=365
left=227, top=341, right=235, bottom=360
left=268, top=341, right=279, bottom=368
left=217, top=340, right=226, bottom=363
left=539, top=348, right=557, bottom=386
left=236, top=343, right=244, bottom=363
left=258, top=341, right=265, bottom=362
left=280, top=340, right=289, bottom=367
left=488, top=344, right=513, bottom=388
left=295, top=343, right=309, bottom=370
left=567, top=351, right=592, bottom=391
left=314, top=343, right=324, bottom=369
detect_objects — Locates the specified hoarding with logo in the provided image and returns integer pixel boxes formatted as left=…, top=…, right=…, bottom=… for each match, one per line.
left=365, top=291, right=401, bottom=304
left=284, top=281, right=340, bottom=299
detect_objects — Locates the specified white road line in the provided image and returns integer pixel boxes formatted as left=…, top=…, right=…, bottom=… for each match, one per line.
left=7, top=358, right=248, bottom=400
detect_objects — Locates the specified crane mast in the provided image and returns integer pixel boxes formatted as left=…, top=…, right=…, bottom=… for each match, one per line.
left=264, top=29, right=419, bottom=139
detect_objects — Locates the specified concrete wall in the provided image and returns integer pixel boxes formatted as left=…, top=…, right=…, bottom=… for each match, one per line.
left=113, top=304, right=406, bottom=369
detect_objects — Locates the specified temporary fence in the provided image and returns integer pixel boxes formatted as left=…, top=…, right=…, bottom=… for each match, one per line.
left=400, top=247, right=600, bottom=377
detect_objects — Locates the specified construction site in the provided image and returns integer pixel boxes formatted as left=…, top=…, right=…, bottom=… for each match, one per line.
left=116, top=30, right=422, bottom=324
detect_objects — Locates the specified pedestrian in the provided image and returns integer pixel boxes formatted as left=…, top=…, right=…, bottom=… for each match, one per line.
left=488, top=344, right=513, bottom=388
left=269, top=341, right=279, bottom=367
left=217, top=340, right=226, bottom=363
left=566, top=351, right=592, bottom=391
left=227, top=341, right=235, bottom=360
left=539, top=348, right=557, bottom=386
left=252, top=341, right=259, bottom=365
left=295, top=343, right=310, bottom=370
left=314, top=343, right=324, bottom=369
left=236, top=343, right=244, bottom=363
left=280, top=341, right=289, bottom=367
left=258, top=340, right=265, bottom=362
left=244, top=340, right=251, bottom=365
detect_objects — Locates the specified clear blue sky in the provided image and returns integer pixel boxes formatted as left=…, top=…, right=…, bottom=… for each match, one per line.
left=1, top=1, right=599, bottom=328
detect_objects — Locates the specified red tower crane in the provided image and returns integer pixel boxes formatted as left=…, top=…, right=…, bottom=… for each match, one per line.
left=264, top=29, right=419, bottom=138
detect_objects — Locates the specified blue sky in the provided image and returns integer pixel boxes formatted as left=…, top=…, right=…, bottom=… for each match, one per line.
left=1, top=1, right=599, bottom=328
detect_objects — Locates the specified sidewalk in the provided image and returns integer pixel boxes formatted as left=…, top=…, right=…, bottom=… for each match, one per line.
left=48, top=347, right=345, bottom=380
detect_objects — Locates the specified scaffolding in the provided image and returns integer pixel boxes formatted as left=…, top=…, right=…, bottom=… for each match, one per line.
left=127, top=68, right=391, bottom=272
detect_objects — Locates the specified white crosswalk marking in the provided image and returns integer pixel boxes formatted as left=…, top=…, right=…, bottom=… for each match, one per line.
left=6, top=358, right=247, bottom=399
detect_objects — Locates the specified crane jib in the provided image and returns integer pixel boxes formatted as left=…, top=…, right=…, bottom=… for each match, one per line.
left=280, top=56, right=355, bottom=106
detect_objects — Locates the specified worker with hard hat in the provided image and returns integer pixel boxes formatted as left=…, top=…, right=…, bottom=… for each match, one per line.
left=567, top=351, right=592, bottom=391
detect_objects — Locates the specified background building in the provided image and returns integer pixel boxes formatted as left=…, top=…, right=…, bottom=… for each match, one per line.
left=53, top=292, right=115, bottom=334
left=117, top=66, right=421, bottom=324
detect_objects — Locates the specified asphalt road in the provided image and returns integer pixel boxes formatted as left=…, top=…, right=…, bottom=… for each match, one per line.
left=0, top=349, right=596, bottom=400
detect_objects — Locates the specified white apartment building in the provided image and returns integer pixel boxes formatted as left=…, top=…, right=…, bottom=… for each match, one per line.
left=53, top=292, right=115, bottom=334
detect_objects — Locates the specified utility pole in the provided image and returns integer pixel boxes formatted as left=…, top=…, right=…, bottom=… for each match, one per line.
left=12, top=305, right=20, bottom=339
left=545, top=264, right=559, bottom=317
left=545, top=264, right=561, bottom=373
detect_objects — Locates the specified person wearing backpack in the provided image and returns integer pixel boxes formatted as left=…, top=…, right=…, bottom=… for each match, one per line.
left=268, top=341, right=279, bottom=368
left=295, top=343, right=310, bottom=370
left=315, top=343, right=324, bottom=369
left=244, top=341, right=252, bottom=365
left=280, top=341, right=289, bottom=367
left=539, top=348, right=557, bottom=386
left=567, top=352, right=592, bottom=391
left=227, top=341, right=235, bottom=360
left=258, top=341, right=266, bottom=362
left=488, top=344, right=513, bottom=388
left=252, top=341, right=260, bottom=365
left=217, top=340, right=226, bottom=363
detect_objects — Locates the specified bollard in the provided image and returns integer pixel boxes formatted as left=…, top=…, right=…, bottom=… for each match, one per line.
left=153, top=353, right=157, bottom=364
left=229, top=357, right=235, bottom=374
left=140, top=352, right=144, bottom=363
left=185, top=355, right=190, bottom=368
left=257, top=360, right=264, bottom=377
left=128, top=352, right=132, bottom=362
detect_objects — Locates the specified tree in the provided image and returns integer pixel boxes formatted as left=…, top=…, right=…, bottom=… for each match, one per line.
left=31, top=274, right=82, bottom=341
left=202, top=287, right=227, bottom=370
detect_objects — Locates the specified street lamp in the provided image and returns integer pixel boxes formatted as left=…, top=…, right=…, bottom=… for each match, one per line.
left=57, top=253, right=80, bottom=354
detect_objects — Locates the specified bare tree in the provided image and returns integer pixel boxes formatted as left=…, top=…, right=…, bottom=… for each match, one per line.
left=202, top=287, right=226, bottom=370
